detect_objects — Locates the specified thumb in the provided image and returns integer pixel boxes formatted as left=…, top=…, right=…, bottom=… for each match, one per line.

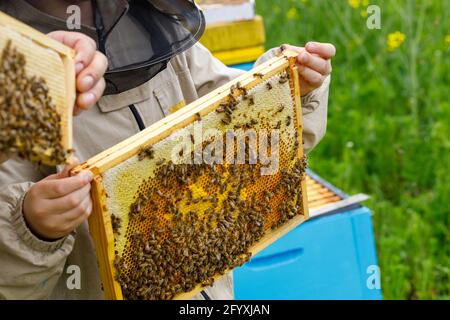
left=280, top=44, right=305, bottom=55
left=52, top=157, right=81, bottom=179
left=59, top=157, right=81, bottom=178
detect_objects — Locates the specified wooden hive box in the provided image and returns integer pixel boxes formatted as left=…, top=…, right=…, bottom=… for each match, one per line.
left=73, top=50, right=309, bottom=300
left=0, top=11, right=76, bottom=165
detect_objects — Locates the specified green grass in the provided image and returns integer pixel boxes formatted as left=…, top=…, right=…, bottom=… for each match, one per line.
left=256, top=0, right=450, bottom=299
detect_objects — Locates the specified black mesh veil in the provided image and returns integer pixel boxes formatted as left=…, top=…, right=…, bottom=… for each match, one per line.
left=93, top=0, right=205, bottom=95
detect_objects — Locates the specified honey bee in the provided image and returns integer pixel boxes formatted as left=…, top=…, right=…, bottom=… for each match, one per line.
left=215, top=105, right=225, bottom=113
left=111, top=214, right=122, bottom=235
left=138, top=145, right=154, bottom=161
left=221, top=116, right=231, bottom=125
left=254, top=72, right=264, bottom=79
left=276, top=104, right=285, bottom=114
left=279, top=72, right=289, bottom=84
left=201, top=277, right=215, bottom=287
left=266, top=82, right=273, bottom=90
left=138, top=148, right=145, bottom=161
left=286, top=115, right=292, bottom=126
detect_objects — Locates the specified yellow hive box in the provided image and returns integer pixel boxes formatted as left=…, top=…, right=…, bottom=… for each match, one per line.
left=0, top=11, right=75, bottom=165
left=211, top=45, right=265, bottom=65
left=73, top=50, right=308, bottom=300
left=200, top=16, right=265, bottom=53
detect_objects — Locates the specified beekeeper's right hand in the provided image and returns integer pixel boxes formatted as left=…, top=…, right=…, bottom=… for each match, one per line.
left=22, top=162, right=93, bottom=241
left=47, top=31, right=108, bottom=116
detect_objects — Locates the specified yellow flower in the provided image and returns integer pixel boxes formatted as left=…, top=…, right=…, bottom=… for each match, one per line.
left=360, top=10, right=368, bottom=18
left=286, top=7, right=299, bottom=20
left=387, top=31, right=406, bottom=52
left=445, top=35, right=450, bottom=45
left=348, top=0, right=360, bottom=9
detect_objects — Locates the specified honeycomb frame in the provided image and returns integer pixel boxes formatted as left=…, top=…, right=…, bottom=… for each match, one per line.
left=0, top=11, right=76, bottom=165
left=73, top=50, right=309, bottom=300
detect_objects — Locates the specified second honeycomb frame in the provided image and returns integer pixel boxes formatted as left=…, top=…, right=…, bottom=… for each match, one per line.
left=0, top=11, right=76, bottom=164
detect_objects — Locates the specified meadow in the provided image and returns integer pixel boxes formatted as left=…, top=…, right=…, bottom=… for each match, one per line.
left=256, top=0, right=450, bottom=299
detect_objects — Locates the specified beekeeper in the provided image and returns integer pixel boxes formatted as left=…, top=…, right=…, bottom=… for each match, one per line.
left=0, top=0, right=335, bottom=300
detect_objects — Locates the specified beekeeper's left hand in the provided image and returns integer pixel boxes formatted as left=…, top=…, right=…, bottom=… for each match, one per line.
left=282, top=42, right=336, bottom=96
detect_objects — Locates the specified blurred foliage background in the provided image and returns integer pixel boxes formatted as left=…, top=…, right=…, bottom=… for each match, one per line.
left=256, top=0, right=449, bottom=299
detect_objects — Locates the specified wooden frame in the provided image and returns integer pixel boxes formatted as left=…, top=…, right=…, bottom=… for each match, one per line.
left=0, top=11, right=76, bottom=162
left=74, top=50, right=308, bottom=300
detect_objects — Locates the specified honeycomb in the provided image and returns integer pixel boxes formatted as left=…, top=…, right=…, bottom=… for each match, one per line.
left=95, top=67, right=307, bottom=300
left=0, top=13, right=74, bottom=165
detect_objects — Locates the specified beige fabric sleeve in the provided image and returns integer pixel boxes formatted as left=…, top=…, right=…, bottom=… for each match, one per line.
left=0, top=160, right=75, bottom=299
left=184, top=43, right=245, bottom=97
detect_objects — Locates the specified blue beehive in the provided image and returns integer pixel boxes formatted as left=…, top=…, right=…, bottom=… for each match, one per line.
left=233, top=205, right=382, bottom=299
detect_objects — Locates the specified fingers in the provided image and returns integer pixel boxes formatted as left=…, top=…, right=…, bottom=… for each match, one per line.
left=305, top=42, right=336, bottom=59
left=23, top=162, right=94, bottom=240
left=37, top=171, right=93, bottom=199
left=75, top=51, right=108, bottom=112
left=298, top=52, right=332, bottom=76
left=47, top=31, right=97, bottom=74
left=58, top=157, right=81, bottom=177
left=65, top=196, right=93, bottom=226
left=280, top=43, right=305, bottom=55
left=58, top=192, right=93, bottom=226
left=298, top=64, right=325, bottom=87
left=77, top=52, right=108, bottom=92
left=76, top=76, right=106, bottom=112
left=37, top=195, right=92, bottom=239
left=282, top=42, right=335, bottom=95
left=47, top=183, right=92, bottom=214
left=47, top=31, right=107, bottom=115
left=41, top=158, right=80, bottom=182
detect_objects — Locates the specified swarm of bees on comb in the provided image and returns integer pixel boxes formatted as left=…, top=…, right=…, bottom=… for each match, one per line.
left=0, top=40, right=72, bottom=164
left=101, top=66, right=308, bottom=300
left=114, top=158, right=306, bottom=300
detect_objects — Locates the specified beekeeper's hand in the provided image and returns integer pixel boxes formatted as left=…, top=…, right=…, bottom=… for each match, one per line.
left=48, top=31, right=108, bottom=115
left=23, top=160, right=93, bottom=240
left=282, top=42, right=336, bottom=96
